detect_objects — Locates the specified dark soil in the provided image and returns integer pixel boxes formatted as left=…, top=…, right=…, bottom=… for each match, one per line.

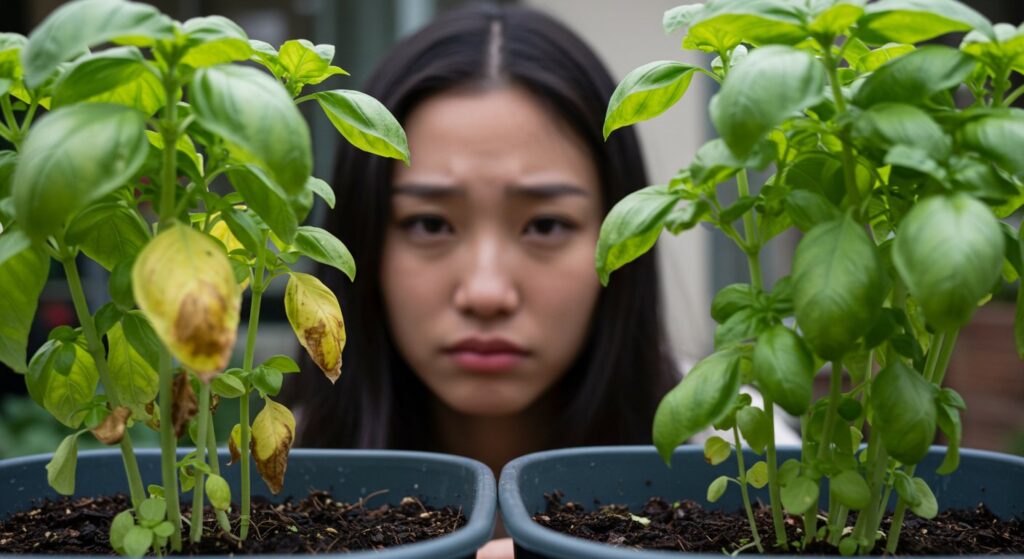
left=0, top=491, right=465, bottom=554
left=534, top=492, right=1024, bottom=555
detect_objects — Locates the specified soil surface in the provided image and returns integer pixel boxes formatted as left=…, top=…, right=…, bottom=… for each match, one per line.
left=534, top=492, right=1024, bottom=555
left=0, top=491, right=465, bottom=554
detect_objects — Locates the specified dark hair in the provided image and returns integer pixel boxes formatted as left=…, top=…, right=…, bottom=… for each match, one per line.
left=285, top=3, right=677, bottom=450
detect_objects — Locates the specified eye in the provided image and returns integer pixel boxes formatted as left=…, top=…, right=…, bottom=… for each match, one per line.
left=399, top=215, right=454, bottom=239
left=523, top=216, right=575, bottom=240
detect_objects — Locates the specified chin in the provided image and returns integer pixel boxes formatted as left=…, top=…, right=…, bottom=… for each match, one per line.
left=441, top=388, right=535, bottom=417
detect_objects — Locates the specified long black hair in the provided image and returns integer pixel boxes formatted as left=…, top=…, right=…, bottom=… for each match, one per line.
left=285, top=3, right=677, bottom=450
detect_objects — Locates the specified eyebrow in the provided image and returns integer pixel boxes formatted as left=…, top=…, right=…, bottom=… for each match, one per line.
left=391, top=183, right=591, bottom=199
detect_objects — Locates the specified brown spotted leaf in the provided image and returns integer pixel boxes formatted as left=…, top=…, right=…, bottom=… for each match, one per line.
left=227, top=423, right=242, bottom=466
left=250, top=399, right=294, bottom=494
left=90, top=406, right=132, bottom=445
left=171, top=370, right=198, bottom=438
left=132, top=224, right=241, bottom=381
left=284, top=272, right=345, bottom=383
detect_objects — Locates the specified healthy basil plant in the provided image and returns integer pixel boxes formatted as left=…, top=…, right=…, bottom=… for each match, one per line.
left=598, top=0, right=1023, bottom=554
left=0, top=0, right=407, bottom=555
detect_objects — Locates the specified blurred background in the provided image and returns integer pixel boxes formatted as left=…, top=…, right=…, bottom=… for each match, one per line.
left=1, top=0, right=1021, bottom=458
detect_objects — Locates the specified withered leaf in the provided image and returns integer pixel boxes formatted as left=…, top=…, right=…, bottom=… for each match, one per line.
left=90, top=406, right=132, bottom=445
left=284, top=272, right=346, bottom=383
left=250, top=399, right=295, bottom=494
left=171, top=370, right=198, bottom=438
left=132, top=224, right=241, bottom=380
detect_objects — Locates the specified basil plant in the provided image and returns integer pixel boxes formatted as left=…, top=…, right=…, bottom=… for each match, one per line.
left=0, top=0, right=407, bottom=554
left=599, top=0, right=1023, bottom=555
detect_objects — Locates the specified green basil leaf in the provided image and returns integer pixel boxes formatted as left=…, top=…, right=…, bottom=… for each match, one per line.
left=711, top=283, right=756, bottom=324
left=719, top=196, right=757, bottom=223
left=872, top=359, right=937, bottom=465
left=293, top=225, right=355, bottom=281
left=663, top=4, right=704, bottom=35
left=808, top=0, right=865, bottom=37
left=858, top=0, right=993, bottom=45
left=962, top=114, right=1024, bottom=179
left=653, top=350, right=741, bottom=464
left=595, top=185, right=681, bottom=285
left=137, top=497, right=166, bottom=523
left=180, top=16, right=252, bottom=68
left=144, top=129, right=204, bottom=180
left=109, top=510, right=135, bottom=553
left=893, top=470, right=920, bottom=506
left=604, top=61, right=699, bottom=139
left=306, top=177, right=335, bottom=209
left=192, top=65, right=311, bottom=195
left=830, top=469, right=871, bottom=510
left=736, top=406, right=770, bottom=454
left=65, top=202, right=149, bottom=271
left=313, top=90, right=409, bottom=163
left=854, top=43, right=916, bottom=73
left=711, top=45, right=826, bottom=158
left=21, top=0, right=174, bottom=89
left=13, top=104, right=149, bottom=239
left=793, top=215, right=886, bottom=360
left=45, top=432, right=81, bottom=495
left=211, top=373, right=246, bottom=398
left=94, top=302, right=124, bottom=337
left=851, top=103, right=950, bottom=159
left=664, top=200, right=710, bottom=234
left=683, top=0, right=808, bottom=52
left=689, top=138, right=775, bottom=188
left=753, top=325, right=816, bottom=415
left=781, top=476, right=819, bottom=515
left=205, top=474, right=231, bottom=511
left=0, top=243, right=48, bottom=373
left=51, top=47, right=164, bottom=116
left=262, top=354, right=300, bottom=373
left=279, top=39, right=345, bottom=87
left=123, top=525, right=153, bottom=558
left=784, top=189, right=841, bottom=233
left=121, top=311, right=162, bottom=371
left=747, top=461, right=769, bottom=489
left=852, top=46, right=976, bottom=109
left=227, top=165, right=298, bottom=243
left=107, top=322, right=158, bottom=407
left=935, top=402, right=962, bottom=475
left=950, top=155, right=1019, bottom=204
left=252, top=365, right=283, bottom=397
left=219, top=206, right=263, bottom=255
left=704, top=435, right=732, bottom=465
left=707, top=475, right=730, bottom=502
left=27, top=341, right=98, bottom=427
left=893, top=194, right=1003, bottom=330
left=714, top=307, right=766, bottom=349
left=909, top=478, right=938, bottom=519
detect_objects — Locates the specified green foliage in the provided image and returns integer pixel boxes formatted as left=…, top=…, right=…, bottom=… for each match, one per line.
left=1, top=0, right=405, bottom=551
left=600, top=0, right=1021, bottom=553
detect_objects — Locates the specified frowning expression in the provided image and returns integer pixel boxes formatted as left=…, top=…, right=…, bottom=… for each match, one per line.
left=381, top=85, right=603, bottom=417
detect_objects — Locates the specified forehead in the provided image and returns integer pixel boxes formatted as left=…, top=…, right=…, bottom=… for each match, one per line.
left=393, top=85, right=599, bottom=192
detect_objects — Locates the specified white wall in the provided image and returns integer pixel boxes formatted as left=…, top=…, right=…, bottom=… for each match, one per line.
left=525, top=0, right=713, bottom=361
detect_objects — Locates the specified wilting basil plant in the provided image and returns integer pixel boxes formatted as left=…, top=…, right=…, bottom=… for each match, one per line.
left=599, top=0, right=1023, bottom=554
left=0, top=0, right=407, bottom=555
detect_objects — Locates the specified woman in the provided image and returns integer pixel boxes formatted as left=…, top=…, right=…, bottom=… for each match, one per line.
left=284, top=4, right=678, bottom=555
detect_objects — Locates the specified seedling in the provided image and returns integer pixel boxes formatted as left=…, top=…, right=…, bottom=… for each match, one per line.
left=0, top=0, right=407, bottom=553
left=599, top=0, right=1023, bottom=554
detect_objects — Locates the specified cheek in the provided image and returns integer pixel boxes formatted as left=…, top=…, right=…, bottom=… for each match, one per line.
left=527, top=236, right=602, bottom=361
left=380, top=238, right=447, bottom=350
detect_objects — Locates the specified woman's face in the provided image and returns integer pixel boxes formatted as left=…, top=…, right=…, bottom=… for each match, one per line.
left=382, top=85, right=603, bottom=417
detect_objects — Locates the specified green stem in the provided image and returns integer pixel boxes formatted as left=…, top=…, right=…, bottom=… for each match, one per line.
left=800, top=414, right=818, bottom=545
left=159, top=68, right=180, bottom=231
left=853, top=427, right=888, bottom=554
left=736, top=171, right=762, bottom=289
left=817, top=363, right=844, bottom=463
left=205, top=414, right=231, bottom=533
left=733, top=426, right=765, bottom=553
left=928, top=329, right=959, bottom=386
left=827, top=503, right=849, bottom=546
left=763, top=399, right=789, bottom=549
left=190, top=381, right=211, bottom=543
left=0, top=95, right=20, bottom=148
left=239, top=234, right=268, bottom=540
left=992, top=67, right=1011, bottom=108
left=61, top=253, right=146, bottom=508
left=158, top=351, right=182, bottom=551
left=821, top=42, right=862, bottom=216
left=20, top=98, right=38, bottom=132
left=1004, top=83, right=1024, bottom=107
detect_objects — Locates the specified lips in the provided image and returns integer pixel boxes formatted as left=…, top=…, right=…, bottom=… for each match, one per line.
left=444, top=337, right=528, bottom=372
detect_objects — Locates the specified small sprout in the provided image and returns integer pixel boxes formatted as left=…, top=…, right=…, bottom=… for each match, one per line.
left=703, top=436, right=731, bottom=465
left=629, top=513, right=651, bottom=527
left=707, top=475, right=730, bottom=503
left=746, top=461, right=769, bottom=489
left=206, top=474, right=232, bottom=511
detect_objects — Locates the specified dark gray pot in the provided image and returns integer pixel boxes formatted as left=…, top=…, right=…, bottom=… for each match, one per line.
left=0, top=448, right=495, bottom=558
left=499, top=445, right=1024, bottom=558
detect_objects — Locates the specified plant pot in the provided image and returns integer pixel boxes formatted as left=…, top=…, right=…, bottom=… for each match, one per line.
left=499, top=445, right=1024, bottom=558
left=0, top=448, right=496, bottom=558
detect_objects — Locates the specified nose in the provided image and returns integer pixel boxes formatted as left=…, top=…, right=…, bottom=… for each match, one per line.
left=453, top=234, right=520, bottom=320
